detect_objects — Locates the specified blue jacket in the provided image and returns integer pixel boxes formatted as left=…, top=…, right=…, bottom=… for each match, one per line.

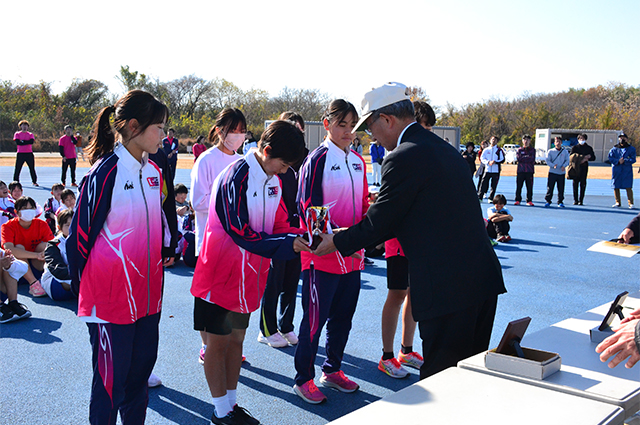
left=370, top=144, right=385, bottom=164
left=609, top=144, right=636, bottom=189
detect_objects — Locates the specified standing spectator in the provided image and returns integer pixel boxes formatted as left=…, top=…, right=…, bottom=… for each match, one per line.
left=370, top=140, right=385, bottom=186
left=242, top=130, right=258, bottom=154
left=192, top=135, right=207, bottom=161
left=609, top=133, right=636, bottom=208
left=162, top=128, right=179, bottom=178
left=570, top=133, right=595, bottom=205
left=462, top=142, right=477, bottom=176
left=475, top=140, right=489, bottom=191
left=75, top=131, right=85, bottom=161
left=350, top=136, right=363, bottom=155
left=544, top=137, right=570, bottom=208
left=13, top=120, right=38, bottom=186
left=413, top=100, right=436, bottom=130
left=514, top=134, right=535, bottom=206
left=59, top=125, right=78, bottom=186
left=478, top=136, right=504, bottom=202
left=314, top=82, right=506, bottom=380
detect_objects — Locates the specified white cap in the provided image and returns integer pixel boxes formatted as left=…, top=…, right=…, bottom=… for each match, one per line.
left=353, top=82, right=412, bottom=133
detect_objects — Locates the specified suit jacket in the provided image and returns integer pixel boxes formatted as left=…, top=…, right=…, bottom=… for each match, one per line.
left=334, top=123, right=506, bottom=321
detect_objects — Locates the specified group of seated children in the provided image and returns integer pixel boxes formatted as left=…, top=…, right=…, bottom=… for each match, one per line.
left=0, top=183, right=76, bottom=323
left=486, top=194, right=513, bottom=243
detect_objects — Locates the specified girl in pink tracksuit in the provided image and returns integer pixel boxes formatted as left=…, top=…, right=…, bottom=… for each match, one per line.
left=190, top=120, right=310, bottom=425
left=67, top=90, right=171, bottom=425
left=293, top=99, right=369, bottom=404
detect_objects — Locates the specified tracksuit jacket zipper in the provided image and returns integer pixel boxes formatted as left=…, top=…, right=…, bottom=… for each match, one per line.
left=139, top=168, right=151, bottom=316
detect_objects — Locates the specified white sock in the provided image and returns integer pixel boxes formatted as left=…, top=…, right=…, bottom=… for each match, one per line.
left=212, top=395, right=231, bottom=418
left=227, top=389, right=237, bottom=408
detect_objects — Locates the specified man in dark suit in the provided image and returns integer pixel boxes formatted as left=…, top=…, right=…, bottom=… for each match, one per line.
left=315, top=82, right=506, bottom=379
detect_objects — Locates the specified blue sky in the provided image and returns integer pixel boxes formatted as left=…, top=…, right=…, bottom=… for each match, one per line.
left=3, top=0, right=639, bottom=112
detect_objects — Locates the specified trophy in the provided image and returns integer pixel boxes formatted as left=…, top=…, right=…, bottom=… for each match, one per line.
left=304, top=206, right=330, bottom=250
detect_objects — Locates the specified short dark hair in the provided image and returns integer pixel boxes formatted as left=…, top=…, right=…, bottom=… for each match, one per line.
left=578, top=133, right=588, bottom=140
left=52, top=183, right=65, bottom=191
left=259, top=120, right=306, bottom=165
left=174, top=183, right=188, bottom=194
left=465, top=141, right=475, bottom=148
left=413, top=101, right=436, bottom=127
left=554, top=136, right=563, bottom=143
left=522, top=134, right=531, bottom=140
left=8, top=181, right=22, bottom=192
left=61, top=189, right=76, bottom=203
left=0, top=181, right=6, bottom=189
left=57, top=208, right=74, bottom=228
left=168, top=128, right=175, bottom=133
left=15, top=196, right=36, bottom=212
left=493, top=194, right=507, bottom=205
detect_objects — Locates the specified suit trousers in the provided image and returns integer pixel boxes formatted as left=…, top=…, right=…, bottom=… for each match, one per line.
left=87, top=313, right=160, bottom=425
left=260, top=257, right=301, bottom=336
left=418, top=296, right=497, bottom=380
left=515, top=172, right=534, bottom=203
left=294, top=268, right=360, bottom=386
left=572, top=166, right=588, bottom=204
left=478, top=172, right=500, bottom=200
left=545, top=173, right=565, bottom=204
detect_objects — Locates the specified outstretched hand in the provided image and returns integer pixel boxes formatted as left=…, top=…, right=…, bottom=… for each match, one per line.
left=293, top=236, right=313, bottom=254
left=595, top=318, right=640, bottom=369
left=314, top=233, right=338, bottom=257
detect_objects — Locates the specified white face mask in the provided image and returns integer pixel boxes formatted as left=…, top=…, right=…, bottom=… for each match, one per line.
left=20, top=209, right=37, bottom=222
left=224, top=133, right=245, bottom=152
left=578, top=140, right=586, bottom=145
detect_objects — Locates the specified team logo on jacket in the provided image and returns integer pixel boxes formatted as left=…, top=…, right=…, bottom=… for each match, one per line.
left=351, top=163, right=363, bottom=172
left=147, top=177, right=160, bottom=188
left=268, top=186, right=278, bottom=197
left=124, top=180, right=134, bottom=190
left=330, top=164, right=341, bottom=171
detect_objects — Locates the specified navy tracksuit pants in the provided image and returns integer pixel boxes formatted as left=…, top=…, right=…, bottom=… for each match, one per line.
left=294, top=268, right=360, bottom=386
left=87, top=313, right=160, bottom=425
left=259, top=257, right=301, bottom=336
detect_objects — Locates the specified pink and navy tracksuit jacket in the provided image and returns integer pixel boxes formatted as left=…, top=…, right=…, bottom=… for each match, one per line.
left=298, top=139, right=369, bottom=274
left=67, top=144, right=166, bottom=325
left=190, top=152, right=302, bottom=314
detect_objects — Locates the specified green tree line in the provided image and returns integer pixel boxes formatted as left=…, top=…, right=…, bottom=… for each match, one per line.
left=438, top=82, right=640, bottom=147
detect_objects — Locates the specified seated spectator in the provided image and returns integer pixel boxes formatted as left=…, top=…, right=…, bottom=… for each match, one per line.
left=56, top=189, right=76, bottom=214
left=1, top=196, right=54, bottom=297
left=44, top=183, right=65, bottom=233
left=0, top=248, right=32, bottom=323
left=174, top=183, right=196, bottom=267
left=486, top=194, right=513, bottom=243
left=0, top=181, right=17, bottom=228
left=41, top=209, right=75, bottom=301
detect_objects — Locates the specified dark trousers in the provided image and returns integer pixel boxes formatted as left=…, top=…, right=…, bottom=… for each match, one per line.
left=294, top=268, right=360, bottom=386
left=260, top=257, right=301, bottom=336
left=418, top=296, right=497, bottom=380
left=62, top=158, right=77, bottom=184
left=486, top=219, right=510, bottom=239
left=478, top=172, right=500, bottom=200
left=515, top=172, right=534, bottom=203
left=13, top=152, right=37, bottom=183
left=181, top=231, right=197, bottom=267
left=572, top=166, right=588, bottom=203
left=87, top=313, right=160, bottom=425
left=545, top=173, right=565, bottom=204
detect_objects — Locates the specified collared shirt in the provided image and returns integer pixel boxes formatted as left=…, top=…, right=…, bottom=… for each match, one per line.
left=396, top=121, right=418, bottom=150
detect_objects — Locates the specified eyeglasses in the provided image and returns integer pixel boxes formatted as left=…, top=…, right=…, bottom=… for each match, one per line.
left=364, top=115, right=379, bottom=136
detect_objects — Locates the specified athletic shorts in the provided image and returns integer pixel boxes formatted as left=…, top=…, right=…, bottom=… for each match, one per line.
left=386, top=255, right=409, bottom=290
left=193, top=297, right=250, bottom=335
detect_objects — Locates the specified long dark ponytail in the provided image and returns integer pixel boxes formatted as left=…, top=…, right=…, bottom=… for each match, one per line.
left=86, top=90, right=168, bottom=164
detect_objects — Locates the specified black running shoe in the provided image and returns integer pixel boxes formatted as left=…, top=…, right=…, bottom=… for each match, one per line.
left=0, top=302, right=17, bottom=323
left=233, top=405, right=260, bottom=425
left=8, top=300, right=32, bottom=321
left=211, top=409, right=244, bottom=425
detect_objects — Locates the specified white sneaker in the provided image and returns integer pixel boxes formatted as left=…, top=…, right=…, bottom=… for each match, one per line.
left=630, top=204, right=635, bottom=209
left=148, top=372, right=162, bottom=387
left=257, top=332, right=288, bottom=348
left=612, top=203, right=621, bottom=208
left=281, top=331, right=298, bottom=345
